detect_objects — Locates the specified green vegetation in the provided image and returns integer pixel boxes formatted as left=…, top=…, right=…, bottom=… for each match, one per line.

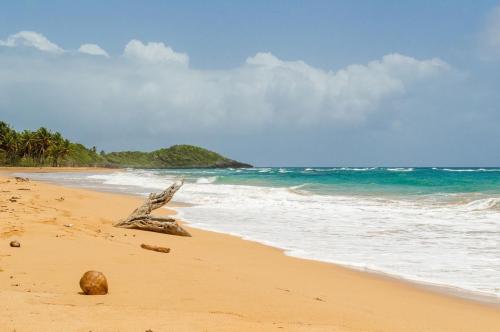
left=105, top=145, right=250, bottom=168
left=0, top=121, right=251, bottom=168
left=0, top=121, right=104, bottom=167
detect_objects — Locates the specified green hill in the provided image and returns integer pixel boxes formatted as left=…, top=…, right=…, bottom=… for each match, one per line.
left=0, top=121, right=252, bottom=168
left=104, top=145, right=251, bottom=168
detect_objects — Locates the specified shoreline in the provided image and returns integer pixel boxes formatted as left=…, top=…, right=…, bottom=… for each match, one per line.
left=0, top=166, right=120, bottom=173
left=1, top=170, right=499, bottom=330
left=174, top=210, right=500, bottom=307
left=4, top=167, right=500, bottom=306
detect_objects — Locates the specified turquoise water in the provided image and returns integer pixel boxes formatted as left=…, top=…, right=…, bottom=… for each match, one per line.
left=159, top=167, right=500, bottom=197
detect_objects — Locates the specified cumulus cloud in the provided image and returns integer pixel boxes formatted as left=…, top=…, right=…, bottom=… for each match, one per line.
left=78, top=43, right=109, bottom=57
left=0, top=31, right=63, bottom=53
left=0, top=31, right=109, bottom=58
left=124, top=39, right=189, bottom=65
left=242, top=52, right=447, bottom=124
left=0, top=30, right=450, bottom=152
left=480, top=6, right=500, bottom=60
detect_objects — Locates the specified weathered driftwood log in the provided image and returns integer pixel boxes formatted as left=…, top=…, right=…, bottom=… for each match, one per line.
left=114, top=180, right=191, bottom=236
left=141, top=243, right=171, bottom=253
left=14, top=176, right=29, bottom=182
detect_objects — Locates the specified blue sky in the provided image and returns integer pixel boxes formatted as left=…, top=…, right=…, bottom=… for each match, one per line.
left=1, top=1, right=500, bottom=166
left=1, top=1, right=497, bottom=68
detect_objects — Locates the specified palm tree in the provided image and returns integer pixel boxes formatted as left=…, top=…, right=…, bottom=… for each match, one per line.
left=0, top=122, right=88, bottom=167
left=59, top=139, right=71, bottom=164
left=0, top=121, right=9, bottom=139
left=33, top=127, right=52, bottom=164
left=0, top=122, right=19, bottom=164
left=49, top=132, right=62, bottom=166
left=49, top=133, right=71, bottom=166
left=19, top=130, right=36, bottom=163
left=0, top=121, right=13, bottom=151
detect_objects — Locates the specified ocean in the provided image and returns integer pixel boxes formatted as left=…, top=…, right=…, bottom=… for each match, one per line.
left=20, top=167, right=500, bottom=301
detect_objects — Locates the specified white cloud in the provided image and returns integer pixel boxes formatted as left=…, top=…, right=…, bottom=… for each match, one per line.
left=241, top=52, right=448, bottom=124
left=0, top=30, right=449, bottom=144
left=0, top=32, right=108, bottom=58
left=78, top=43, right=109, bottom=57
left=0, top=31, right=63, bottom=53
left=480, top=6, right=500, bottom=60
left=123, top=39, right=189, bottom=65
left=246, top=52, right=285, bottom=67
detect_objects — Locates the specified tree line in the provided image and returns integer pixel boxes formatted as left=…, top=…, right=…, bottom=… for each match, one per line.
left=1, top=121, right=249, bottom=168
left=0, top=121, right=71, bottom=166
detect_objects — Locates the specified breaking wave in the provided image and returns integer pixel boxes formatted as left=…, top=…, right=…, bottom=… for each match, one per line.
left=461, top=197, right=500, bottom=211
left=440, top=168, right=500, bottom=172
left=196, top=176, right=218, bottom=184
left=387, top=167, right=414, bottom=172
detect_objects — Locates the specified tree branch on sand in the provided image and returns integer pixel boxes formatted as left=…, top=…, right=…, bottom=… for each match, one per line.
left=114, top=180, right=191, bottom=236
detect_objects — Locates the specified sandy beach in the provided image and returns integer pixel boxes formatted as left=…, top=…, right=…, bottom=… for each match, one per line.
left=0, top=170, right=499, bottom=331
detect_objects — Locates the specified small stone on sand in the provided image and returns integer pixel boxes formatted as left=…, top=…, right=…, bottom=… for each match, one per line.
left=10, top=240, right=20, bottom=247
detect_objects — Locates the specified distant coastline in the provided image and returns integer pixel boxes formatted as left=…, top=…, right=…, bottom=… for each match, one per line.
left=0, top=121, right=252, bottom=169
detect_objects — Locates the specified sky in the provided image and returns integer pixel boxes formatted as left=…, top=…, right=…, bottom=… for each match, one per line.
left=0, top=0, right=500, bottom=166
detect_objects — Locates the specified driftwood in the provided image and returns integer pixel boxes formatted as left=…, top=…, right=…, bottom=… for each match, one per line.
left=14, top=176, right=29, bottom=182
left=141, top=243, right=171, bottom=253
left=114, top=180, right=191, bottom=236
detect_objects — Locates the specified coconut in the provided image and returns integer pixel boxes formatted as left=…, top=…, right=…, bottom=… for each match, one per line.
left=79, top=271, right=108, bottom=295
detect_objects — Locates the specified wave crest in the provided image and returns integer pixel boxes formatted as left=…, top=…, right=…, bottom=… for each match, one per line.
left=461, top=198, right=500, bottom=211
left=441, top=168, right=500, bottom=172
left=287, top=183, right=312, bottom=195
left=196, top=176, right=218, bottom=184
left=387, top=168, right=414, bottom=172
